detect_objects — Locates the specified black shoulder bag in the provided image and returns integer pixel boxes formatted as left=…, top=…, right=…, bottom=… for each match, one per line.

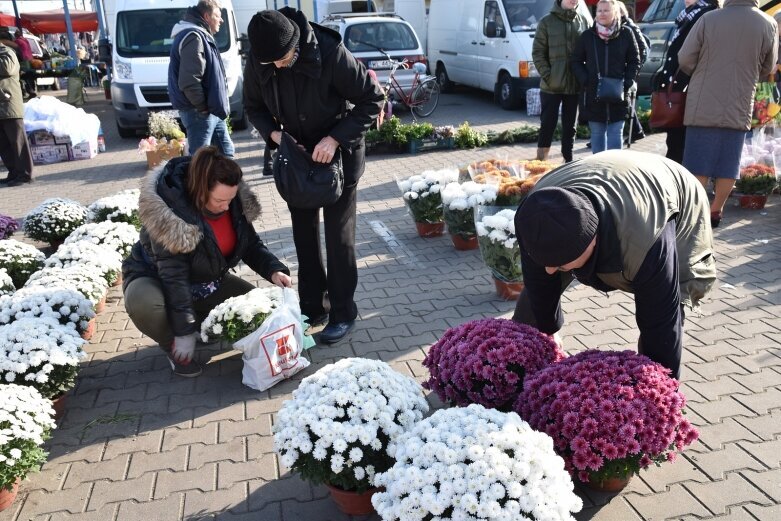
left=593, top=37, right=624, bottom=103
left=270, top=75, right=344, bottom=209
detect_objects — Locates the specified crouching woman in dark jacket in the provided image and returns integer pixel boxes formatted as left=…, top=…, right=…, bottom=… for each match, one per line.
left=243, top=8, right=383, bottom=344
left=122, top=147, right=292, bottom=377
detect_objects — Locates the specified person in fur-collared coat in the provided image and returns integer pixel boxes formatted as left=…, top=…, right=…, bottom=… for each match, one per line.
left=122, top=147, right=291, bottom=377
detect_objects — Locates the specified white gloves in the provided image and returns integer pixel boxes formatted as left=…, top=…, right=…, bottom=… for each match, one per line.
left=172, top=332, right=199, bottom=363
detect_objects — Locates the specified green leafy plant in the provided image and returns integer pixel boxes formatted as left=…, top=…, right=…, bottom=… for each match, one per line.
left=454, top=122, right=488, bottom=148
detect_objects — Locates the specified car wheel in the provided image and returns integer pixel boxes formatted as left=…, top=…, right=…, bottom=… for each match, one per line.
left=436, top=63, right=453, bottom=93
left=498, top=73, right=522, bottom=110
left=116, top=123, right=137, bottom=139
left=231, top=110, right=248, bottom=131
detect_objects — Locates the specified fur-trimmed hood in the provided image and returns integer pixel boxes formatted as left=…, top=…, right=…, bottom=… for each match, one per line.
left=138, top=158, right=261, bottom=254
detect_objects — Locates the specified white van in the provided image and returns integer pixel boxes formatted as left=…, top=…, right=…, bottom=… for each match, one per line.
left=428, top=0, right=592, bottom=109
left=106, top=0, right=247, bottom=137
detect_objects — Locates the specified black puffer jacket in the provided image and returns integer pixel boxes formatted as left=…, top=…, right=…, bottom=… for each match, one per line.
left=122, top=157, right=289, bottom=336
left=243, top=7, right=384, bottom=185
left=572, top=25, right=640, bottom=123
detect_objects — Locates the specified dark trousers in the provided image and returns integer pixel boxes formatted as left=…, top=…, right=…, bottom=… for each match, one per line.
left=538, top=92, right=579, bottom=162
left=288, top=182, right=358, bottom=324
left=124, top=274, right=255, bottom=349
left=665, top=127, right=686, bottom=164
left=0, top=118, right=33, bottom=181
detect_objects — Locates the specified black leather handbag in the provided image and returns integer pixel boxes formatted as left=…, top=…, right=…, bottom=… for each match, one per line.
left=593, top=38, right=625, bottom=103
left=273, top=132, right=344, bottom=209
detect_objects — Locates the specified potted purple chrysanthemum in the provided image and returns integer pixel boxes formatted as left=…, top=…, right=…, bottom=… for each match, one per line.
left=516, top=350, right=699, bottom=492
left=0, top=214, right=19, bottom=240
left=422, top=318, right=564, bottom=411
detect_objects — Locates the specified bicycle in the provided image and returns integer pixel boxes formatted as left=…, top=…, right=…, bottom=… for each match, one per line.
left=374, top=51, right=440, bottom=128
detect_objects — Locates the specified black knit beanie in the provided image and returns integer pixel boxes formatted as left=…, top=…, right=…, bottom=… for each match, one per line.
left=515, top=187, right=599, bottom=267
left=248, top=10, right=300, bottom=63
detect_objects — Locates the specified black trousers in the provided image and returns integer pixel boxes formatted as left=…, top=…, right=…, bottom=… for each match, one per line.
left=665, top=127, right=686, bottom=165
left=288, top=182, right=359, bottom=324
left=0, top=118, right=33, bottom=181
left=538, top=92, right=579, bottom=162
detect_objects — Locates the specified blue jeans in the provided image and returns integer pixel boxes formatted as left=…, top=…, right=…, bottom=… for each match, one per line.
left=589, top=120, right=624, bottom=154
left=179, top=109, right=235, bottom=157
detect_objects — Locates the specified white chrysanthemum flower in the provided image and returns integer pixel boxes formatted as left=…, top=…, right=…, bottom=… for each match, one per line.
left=25, top=265, right=108, bottom=306
left=64, top=221, right=139, bottom=259
left=23, top=198, right=89, bottom=243
left=371, top=405, right=582, bottom=521
left=200, top=287, right=282, bottom=342
left=45, top=241, right=123, bottom=286
left=3, top=286, right=95, bottom=332
left=88, top=189, right=140, bottom=225
left=0, top=268, right=14, bottom=296
left=0, top=240, right=46, bottom=289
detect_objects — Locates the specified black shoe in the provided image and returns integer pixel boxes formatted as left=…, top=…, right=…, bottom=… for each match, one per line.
left=631, top=133, right=646, bottom=143
left=167, top=356, right=202, bottom=377
left=585, top=141, right=591, bottom=149
left=0, top=177, right=10, bottom=185
left=262, top=168, right=273, bottom=177
left=5, top=177, right=31, bottom=187
left=319, top=321, right=355, bottom=344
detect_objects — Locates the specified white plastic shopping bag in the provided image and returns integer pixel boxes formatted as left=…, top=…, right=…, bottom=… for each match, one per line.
left=232, top=287, right=310, bottom=391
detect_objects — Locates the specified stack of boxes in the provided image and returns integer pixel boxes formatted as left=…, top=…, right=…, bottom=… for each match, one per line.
left=28, top=130, right=100, bottom=165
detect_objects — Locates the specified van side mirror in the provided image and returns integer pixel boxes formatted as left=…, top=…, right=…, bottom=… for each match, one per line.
left=98, top=37, right=112, bottom=64
left=238, top=33, right=249, bottom=57
left=485, top=21, right=497, bottom=38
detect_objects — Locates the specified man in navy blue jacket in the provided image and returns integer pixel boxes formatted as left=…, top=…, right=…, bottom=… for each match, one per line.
left=168, top=0, right=233, bottom=157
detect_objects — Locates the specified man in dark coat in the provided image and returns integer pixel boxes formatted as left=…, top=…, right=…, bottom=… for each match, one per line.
left=243, top=8, right=383, bottom=344
left=0, top=37, right=33, bottom=187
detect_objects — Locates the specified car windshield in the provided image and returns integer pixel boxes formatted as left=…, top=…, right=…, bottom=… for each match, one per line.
left=115, top=8, right=230, bottom=57
left=642, top=0, right=685, bottom=22
left=344, top=22, right=418, bottom=52
left=502, top=0, right=551, bottom=31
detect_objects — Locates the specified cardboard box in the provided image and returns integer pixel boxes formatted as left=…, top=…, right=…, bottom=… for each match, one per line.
left=69, top=138, right=98, bottom=161
left=28, top=130, right=57, bottom=146
left=31, top=144, right=69, bottom=165
left=146, top=145, right=183, bottom=169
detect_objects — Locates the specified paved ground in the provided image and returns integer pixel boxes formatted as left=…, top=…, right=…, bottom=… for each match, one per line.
left=0, top=86, right=779, bottom=521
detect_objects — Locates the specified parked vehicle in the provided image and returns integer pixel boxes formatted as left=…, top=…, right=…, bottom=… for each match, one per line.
left=428, top=0, right=592, bottom=110
left=321, top=13, right=427, bottom=100
left=636, top=0, right=684, bottom=96
left=105, top=0, right=248, bottom=137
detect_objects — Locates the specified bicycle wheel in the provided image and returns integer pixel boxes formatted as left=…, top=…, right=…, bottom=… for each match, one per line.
left=411, top=78, right=440, bottom=118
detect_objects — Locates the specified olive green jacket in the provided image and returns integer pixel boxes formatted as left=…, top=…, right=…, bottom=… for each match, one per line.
left=0, top=44, right=23, bottom=120
left=532, top=3, right=591, bottom=95
left=532, top=150, right=716, bottom=310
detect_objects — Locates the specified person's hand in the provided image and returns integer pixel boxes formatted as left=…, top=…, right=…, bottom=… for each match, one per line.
left=552, top=332, right=564, bottom=349
left=312, top=136, right=340, bottom=164
left=172, top=332, right=199, bottom=363
left=270, top=130, right=282, bottom=145
left=271, top=271, right=293, bottom=288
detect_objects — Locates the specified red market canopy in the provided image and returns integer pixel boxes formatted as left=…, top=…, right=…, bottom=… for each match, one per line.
left=1, top=10, right=99, bottom=34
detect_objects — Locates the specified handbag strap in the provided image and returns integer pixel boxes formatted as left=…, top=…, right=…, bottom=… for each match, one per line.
left=271, top=73, right=284, bottom=131
left=592, top=36, right=607, bottom=80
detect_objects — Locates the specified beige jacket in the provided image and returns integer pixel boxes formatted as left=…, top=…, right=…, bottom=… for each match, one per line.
left=678, top=0, right=777, bottom=131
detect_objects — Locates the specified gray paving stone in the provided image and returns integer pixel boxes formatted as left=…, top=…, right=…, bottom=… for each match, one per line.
left=736, top=410, right=781, bottom=441
left=64, top=456, right=130, bottom=488
left=625, top=483, right=711, bottom=519
left=14, top=483, right=93, bottom=519
left=217, top=456, right=276, bottom=488
left=688, top=444, right=767, bottom=480
left=127, top=446, right=187, bottom=479
left=154, top=465, right=216, bottom=498
left=189, top=438, right=246, bottom=469
left=87, top=474, right=155, bottom=511
left=115, top=495, right=182, bottom=521
left=739, top=438, right=781, bottom=468
left=683, top=473, right=773, bottom=515
left=183, top=483, right=247, bottom=518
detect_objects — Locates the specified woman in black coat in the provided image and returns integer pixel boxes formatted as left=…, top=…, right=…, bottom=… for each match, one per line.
left=652, top=0, right=720, bottom=164
left=122, top=147, right=291, bottom=377
left=243, top=8, right=384, bottom=344
left=572, top=0, right=640, bottom=153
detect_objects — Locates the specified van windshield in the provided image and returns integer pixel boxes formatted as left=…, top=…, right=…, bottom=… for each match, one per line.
left=115, top=8, right=230, bottom=57
left=502, top=0, right=552, bottom=31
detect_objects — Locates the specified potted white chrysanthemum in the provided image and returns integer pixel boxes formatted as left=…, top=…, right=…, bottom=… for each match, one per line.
left=372, top=404, right=583, bottom=521
left=0, top=317, right=87, bottom=419
left=0, top=268, right=14, bottom=297
left=475, top=207, right=523, bottom=300
left=0, top=384, right=56, bottom=512
left=44, top=241, right=123, bottom=286
left=274, top=358, right=429, bottom=516
left=200, top=287, right=283, bottom=343
left=440, top=181, right=498, bottom=250
left=23, top=198, right=89, bottom=248
left=0, top=240, right=45, bottom=289
left=25, top=265, right=109, bottom=313
left=88, top=189, right=141, bottom=229
left=65, top=221, right=139, bottom=259
left=396, top=169, right=459, bottom=238
left=1, top=287, right=97, bottom=340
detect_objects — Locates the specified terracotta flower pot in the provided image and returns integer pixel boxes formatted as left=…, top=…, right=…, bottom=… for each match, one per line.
left=415, top=221, right=445, bottom=238
left=94, top=295, right=106, bottom=314
left=739, top=194, right=768, bottom=209
left=0, top=478, right=20, bottom=512
left=450, top=233, right=478, bottom=251
left=583, top=474, right=632, bottom=493
left=493, top=277, right=524, bottom=301
left=326, top=485, right=379, bottom=516
left=48, top=239, right=64, bottom=251
left=111, top=273, right=123, bottom=287
left=51, top=393, right=67, bottom=422
left=80, top=318, right=97, bottom=341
